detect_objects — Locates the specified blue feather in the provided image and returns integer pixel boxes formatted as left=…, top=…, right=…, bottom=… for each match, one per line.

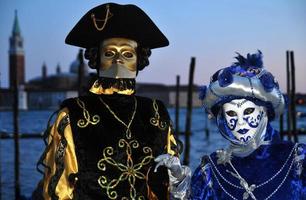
left=233, top=50, right=263, bottom=69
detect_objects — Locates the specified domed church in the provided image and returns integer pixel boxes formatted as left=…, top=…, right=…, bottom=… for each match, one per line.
left=26, top=54, right=96, bottom=109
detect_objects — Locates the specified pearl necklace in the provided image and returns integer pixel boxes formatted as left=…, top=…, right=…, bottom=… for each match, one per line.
left=208, top=143, right=297, bottom=200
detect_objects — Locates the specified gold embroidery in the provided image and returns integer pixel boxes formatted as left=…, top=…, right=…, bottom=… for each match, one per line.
left=76, top=98, right=100, bottom=128
left=97, top=139, right=153, bottom=199
left=150, top=99, right=167, bottom=130
left=99, top=96, right=137, bottom=139
left=97, top=97, right=156, bottom=199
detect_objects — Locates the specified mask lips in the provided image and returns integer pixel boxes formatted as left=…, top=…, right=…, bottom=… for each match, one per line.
left=237, top=128, right=249, bottom=134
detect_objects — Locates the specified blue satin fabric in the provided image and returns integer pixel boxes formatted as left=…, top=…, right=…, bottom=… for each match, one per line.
left=190, top=127, right=306, bottom=200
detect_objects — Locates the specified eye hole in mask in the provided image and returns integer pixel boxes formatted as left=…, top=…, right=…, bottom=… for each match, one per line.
left=122, top=51, right=135, bottom=59
left=226, top=110, right=237, bottom=117
left=104, top=50, right=115, bottom=58
left=244, top=107, right=255, bottom=115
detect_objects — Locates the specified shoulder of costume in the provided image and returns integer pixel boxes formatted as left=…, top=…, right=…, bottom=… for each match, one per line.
left=296, top=142, right=306, bottom=147
left=135, top=95, right=163, bottom=104
left=199, top=154, right=215, bottom=168
left=296, top=142, right=306, bottom=154
left=268, top=142, right=305, bottom=159
left=60, top=95, right=96, bottom=109
left=200, top=150, right=228, bottom=168
left=135, top=95, right=168, bottom=110
left=134, top=95, right=153, bottom=103
left=270, top=141, right=298, bottom=148
left=60, top=97, right=75, bottom=109
left=193, top=155, right=213, bottom=180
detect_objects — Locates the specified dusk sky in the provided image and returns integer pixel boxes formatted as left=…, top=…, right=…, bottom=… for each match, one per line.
left=0, top=0, right=306, bottom=92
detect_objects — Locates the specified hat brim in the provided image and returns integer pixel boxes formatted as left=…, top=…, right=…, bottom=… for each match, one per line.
left=65, top=3, right=169, bottom=49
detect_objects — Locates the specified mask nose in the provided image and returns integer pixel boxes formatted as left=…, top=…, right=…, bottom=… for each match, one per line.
left=237, top=115, right=245, bottom=126
left=112, top=53, right=124, bottom=64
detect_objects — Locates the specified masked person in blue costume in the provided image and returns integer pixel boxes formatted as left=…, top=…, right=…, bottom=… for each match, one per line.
left=155, top=51, right=306, bottom=200
left=33, top=3, right=181, bottom=200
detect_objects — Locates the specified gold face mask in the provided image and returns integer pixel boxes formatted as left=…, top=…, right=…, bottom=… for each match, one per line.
left=99, top=38, right=138, bottom=79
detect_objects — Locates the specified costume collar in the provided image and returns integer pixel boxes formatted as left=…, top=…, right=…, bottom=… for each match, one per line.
left=89, top=77, right=135, bottom=95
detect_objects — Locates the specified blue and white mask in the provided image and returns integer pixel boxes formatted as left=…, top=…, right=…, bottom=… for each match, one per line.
left=223, top=99, right=267, bottom=143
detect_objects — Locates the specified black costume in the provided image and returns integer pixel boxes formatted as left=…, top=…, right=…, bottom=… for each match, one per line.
left=57, top=93, right=174, bottom=199
left=33, top=3, right=178, bottom=200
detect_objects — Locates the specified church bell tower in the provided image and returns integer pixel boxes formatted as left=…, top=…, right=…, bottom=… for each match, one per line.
left=9, top=10, right=25, bottom=89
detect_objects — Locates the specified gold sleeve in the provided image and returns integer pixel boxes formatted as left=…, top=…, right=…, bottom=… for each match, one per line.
left=43, top=108, right=78, bottom=200
left=167, top=126, right=179, bottom=157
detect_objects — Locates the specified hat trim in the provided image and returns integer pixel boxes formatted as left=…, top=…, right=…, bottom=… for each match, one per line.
left=203, top=74, right=284, bottom=119
left=91, top=4, right=113, bottom=31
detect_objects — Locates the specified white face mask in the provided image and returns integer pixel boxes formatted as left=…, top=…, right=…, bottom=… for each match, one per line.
left=99, top=38, right=138, bottom=79
left=222, top=99, right=267, bottom=143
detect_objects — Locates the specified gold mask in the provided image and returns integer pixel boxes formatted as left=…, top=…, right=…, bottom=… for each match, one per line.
left=99, top=38, right=137, bottom=79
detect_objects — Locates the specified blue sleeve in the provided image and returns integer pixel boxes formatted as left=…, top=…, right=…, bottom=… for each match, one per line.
left=291, top=143, right=306, bottom=199
left=189, top=156, right=216, bottom=200
left=300, top=143, right=306, bottom=199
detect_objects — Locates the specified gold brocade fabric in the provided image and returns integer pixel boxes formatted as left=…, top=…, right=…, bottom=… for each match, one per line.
left=89, top=79, right=135, bottom=95
left=43, top=108, right=78, bottom=200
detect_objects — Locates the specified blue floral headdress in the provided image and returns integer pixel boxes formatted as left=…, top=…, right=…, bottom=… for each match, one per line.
left=199, top=50, right=284, bottom=120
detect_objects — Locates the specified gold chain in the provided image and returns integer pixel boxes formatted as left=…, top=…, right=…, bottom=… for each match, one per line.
left=91, top=4, right=113, bottom=31
left=99, top=96, right=137, bottom=139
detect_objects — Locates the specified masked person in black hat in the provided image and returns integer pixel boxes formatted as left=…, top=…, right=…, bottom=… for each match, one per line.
left=34, top=3, right=182, bottom=200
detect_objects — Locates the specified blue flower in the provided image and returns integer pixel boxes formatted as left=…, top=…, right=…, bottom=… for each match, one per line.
left=198, top=85, right=207, bottom=100
left=218, top=68, right=233, bottom=87
left=259, top=72, right=275, bottom=92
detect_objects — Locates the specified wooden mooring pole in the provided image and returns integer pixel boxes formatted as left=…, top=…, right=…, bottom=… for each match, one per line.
left=204, top=113, right=210, bottom=140
left=78, top=49, right=85, bottom=96
left=286, top=50, right=292, bottom=141
left=290, top=51, right=298, bottom=142
left=175, top=75, right=180, bottom=138
left=13, top=65, right=20, bottom=199
left=183, top=57, right=195, bottom=166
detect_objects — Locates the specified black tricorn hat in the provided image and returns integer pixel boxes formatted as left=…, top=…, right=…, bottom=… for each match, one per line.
left=65, top=3, right=169, bottom=49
